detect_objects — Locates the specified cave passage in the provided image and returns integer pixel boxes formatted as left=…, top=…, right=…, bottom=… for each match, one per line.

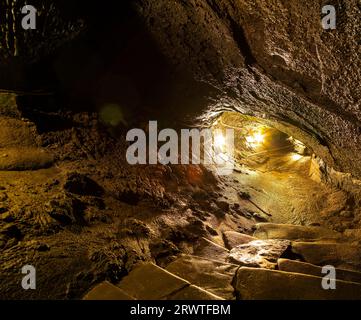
left=1, top=0, right=361, bottom=302
left=210, top=112, right=348, bottom=227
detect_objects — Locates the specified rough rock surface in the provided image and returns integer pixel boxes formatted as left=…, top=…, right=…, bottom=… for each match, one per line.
left=166, top=285, right=223, bottom=300
left=229, top=239, right=290, bottom=269
left=278, top=258, right=361, bottom=284
left=83, top=281, right=135, bottom=300
left=192, top=237, right=230, bottom=262
left=291, top=241, right=361, bottom=270
left=254, top=223, right=342, bottom=241
left=116, top=262, right=223, bottom=300
left=116, top=262, right=189, bottom=300
left=0, top=147, right=53, bottom=171
left=0, top=0, right=361, bottom=301
left=222, top=231, right=256, bottom=249
left=120, top=0, right=361, bottom=182
left=235, top=267, right=361, bottom=300
left=166, top=254, right=238, bottom=299
left=0, top=113, right=54, bottom=170
left=1, top=1, right=361, bottom=180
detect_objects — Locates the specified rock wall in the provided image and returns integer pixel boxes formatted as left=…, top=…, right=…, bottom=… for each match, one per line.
left=132, top=0, right=361, bottom=179
left=0, top=0, right=361, bottom=180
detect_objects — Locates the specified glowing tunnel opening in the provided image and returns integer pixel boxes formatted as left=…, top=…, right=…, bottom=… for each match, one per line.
left=210, top=112, right=311, bottom=174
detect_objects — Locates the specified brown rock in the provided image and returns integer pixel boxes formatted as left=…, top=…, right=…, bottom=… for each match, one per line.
left=0, top=93, right=21, bottom=118
left=291, top=241, right=361, bottom=270
left=344, top=229, right=361, bottom=240
left=235, top=267, right=361, bottom=300
left=0, top=117, right=37, bottom=148
left=83, top=281, right=135, bottom=300
left=0, top=147, right=54, bottom=171
left=223, top=231, right=256, bottom=249
left=278, top=259, right=361, bottom=284
left=64, top=172, right=104, bottom=197
left=254, top=223, right=341, bottom=241
left=229, top=239, right=290, bottom=269
left=166, top=254, right=238, bottom=299
left=215, top=200, right=230, bottom=212
left=166, top=285, right=224, bottom=300
left=117, top=262, right=189, bottom=300
left=192, top=237, right=230, bottom=262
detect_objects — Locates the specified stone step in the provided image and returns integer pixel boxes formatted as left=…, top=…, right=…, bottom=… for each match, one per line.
left=166, top=254, right=239, bottom=300
left=222, top=231, right=256, bottom=249
left=291, top=241, right=361, bottom=271
left=192, top=237, right=230, bottom=262
left=228, top=239, right=290, bottom=269
left=235, top=267, right=361, bottom=300
left=254, top=223, right=342, bottom=241
left=278, top=259, right=361, bottom=284
left=165, top=285, right=224, bottom=300
left=83, top=281, right=135, bottom=300
left=116, top=262, right=223, bottom=300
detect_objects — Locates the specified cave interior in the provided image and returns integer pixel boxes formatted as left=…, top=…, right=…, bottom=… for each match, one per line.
left=1, top=0, right=361, bottom=301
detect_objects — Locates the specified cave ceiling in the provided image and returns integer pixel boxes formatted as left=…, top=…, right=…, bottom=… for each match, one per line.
left=0, top=0, right=360, bottom=178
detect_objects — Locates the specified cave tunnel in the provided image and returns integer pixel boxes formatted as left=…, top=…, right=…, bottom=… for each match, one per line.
left=1, top=0, right=361, bottom=304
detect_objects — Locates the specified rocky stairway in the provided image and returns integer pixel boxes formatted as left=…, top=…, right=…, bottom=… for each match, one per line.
left=83, top=223, right=361, bottom=300
left=84, top=262, right=224, bottom=300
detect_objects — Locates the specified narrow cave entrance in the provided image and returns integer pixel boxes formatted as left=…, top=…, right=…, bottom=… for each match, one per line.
left=208, top=111, right=344, bottom=227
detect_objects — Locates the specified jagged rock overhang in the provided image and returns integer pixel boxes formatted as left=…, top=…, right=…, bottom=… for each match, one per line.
left=0, top=0, right=360, bottom=180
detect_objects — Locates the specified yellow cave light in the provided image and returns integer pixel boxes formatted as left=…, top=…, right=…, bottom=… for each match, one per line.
left=254, top=132, right=264, bottom=144
left=245, top=128, right=265, bottom=149
left=214, top=132, right=226, bottom=149
left=291, top=153, right=303, bottom=161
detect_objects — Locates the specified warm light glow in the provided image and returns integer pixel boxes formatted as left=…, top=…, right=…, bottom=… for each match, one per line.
left=254, top=132, right=265, bottom=144
left=291, top=153, right=303, bottom=161
left=246, top=129, right=265, bottom=149
left=214, top=133, right=226, bottom=148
